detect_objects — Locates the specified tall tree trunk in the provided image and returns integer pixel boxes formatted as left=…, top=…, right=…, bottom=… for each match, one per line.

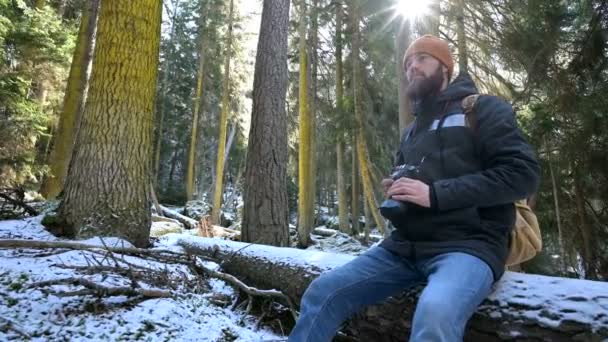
left=167, top=148, right=179, bottom=187
left=154, top=0, right=180, bottom=188
left=307, top=0, right=319, bottom=230
left=40, top=0, right=99, bottom=199
left=241, top=0, right=290, bottom=247
left=547, top=138, right=565, bottom=274
left=363, top=195, right=371, bottom=244
left=335, top=1, right=349, bottom=234
left=350, top=0, right=386, bottom=234
left=396, top=21, right=413, bottom=134
left=57, top=0, right=66, bottom=17
left=337, top=143, right=349, bottom=234
left=212, top=123, right=238, bottom=200
left=222, top=123, right=237, bottom=174
left=186, top=5, right=207, bottom=202
left=423, top=0, right=441, bottom=35
left=31, top=0, right=48, bottom=103
left=456, top=0, right=468, bottom=74
left=572, top=161, right=596, bottom=279
left=56, top=0, right=162, bottom=248
left=351, top=144, right=360, bottom=234
left=211, top=0, right=235, bottom=225
left=297, top=0, right=313, bottom=247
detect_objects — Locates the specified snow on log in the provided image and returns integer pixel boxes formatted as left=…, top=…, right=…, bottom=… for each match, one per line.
left=173, top=236, right=608, bottom=341
left=313, top=226, right=339, bottom=237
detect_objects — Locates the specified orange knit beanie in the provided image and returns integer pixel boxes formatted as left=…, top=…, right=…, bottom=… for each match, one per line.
left=403, top=35, right=454, bottom=80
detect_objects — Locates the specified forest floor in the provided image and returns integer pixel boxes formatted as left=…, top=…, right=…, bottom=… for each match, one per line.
left=0, top=215, right=288, bottom=341
left=0, top=206, right=377, bottom=342
left=2, top=210, right=607, bottom=341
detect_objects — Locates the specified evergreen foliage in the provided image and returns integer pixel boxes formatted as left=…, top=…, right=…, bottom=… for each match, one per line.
left=0, top=0, right=74, bottom=187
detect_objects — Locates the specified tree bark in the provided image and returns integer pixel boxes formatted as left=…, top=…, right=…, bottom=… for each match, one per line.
left=546, top=138, right=565, bottom=274
left=335, top=1, right=349, bottom=235
left=179, top=238, right=608, bottom=341
left=351, top=143, right=360, bottom=234
left=350, top=0, right=385, bottom=233
left=40, top=0, right=99, bottom=199
left=572, top=161, right=596, bottom=279
left=56, top=0, right=161, bottom=247
left=186, top=3, right=207, bottom=202
left=396, top=20, right=413, bottom=135
left=211, top=0, right=235, bottom=225
left=241, top=0, right=290, bottom=247
left=456, top=0, right=469, bottom=75
left=154, top=0, right=180, bottom=188
left=307, top=0, right=319, bottom=233
left=297, top=0, right=313, bottom=247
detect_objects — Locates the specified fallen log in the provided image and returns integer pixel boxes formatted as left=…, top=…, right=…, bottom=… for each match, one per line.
left=178, top=237, right=608, bottom=341
left=313, top=227, right=339, bottom=237
left=159, top=205, right=198, bottom=229
left=152, top=214, right=182, bottom=225
left=0, top=188, right=38, bottom=218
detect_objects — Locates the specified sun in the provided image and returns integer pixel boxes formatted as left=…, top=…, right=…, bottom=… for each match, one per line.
left=395, top=0, right=432, bottom=20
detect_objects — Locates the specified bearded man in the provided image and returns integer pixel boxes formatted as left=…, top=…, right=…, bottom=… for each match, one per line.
left=288, top=35, right=540, bottom=342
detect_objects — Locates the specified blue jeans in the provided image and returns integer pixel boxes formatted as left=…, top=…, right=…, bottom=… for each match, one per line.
left=288, top=246, right=494, bottom=342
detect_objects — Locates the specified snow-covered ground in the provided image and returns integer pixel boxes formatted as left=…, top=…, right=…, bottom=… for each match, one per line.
left=5, top=212, right=606, bottom=341
left=0, top=216, right=284, bottom=341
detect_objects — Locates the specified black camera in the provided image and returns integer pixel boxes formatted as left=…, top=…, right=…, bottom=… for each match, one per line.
left=379, top=164, right=419, bottom=221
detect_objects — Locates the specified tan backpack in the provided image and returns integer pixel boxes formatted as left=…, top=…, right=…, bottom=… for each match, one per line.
left=462, top=94, right=542, bottom=266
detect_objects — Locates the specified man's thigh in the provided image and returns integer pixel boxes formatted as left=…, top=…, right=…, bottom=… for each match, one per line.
left=309, top=246, right=423, bottom=306
left=417, top=252, right=494, bottom=317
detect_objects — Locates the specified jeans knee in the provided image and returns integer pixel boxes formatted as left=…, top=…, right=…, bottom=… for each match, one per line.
left=301, top=273, right=337, bottom=307
left=415, top=296, right=459, bottom=326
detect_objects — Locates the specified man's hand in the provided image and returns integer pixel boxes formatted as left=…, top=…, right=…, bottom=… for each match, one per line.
left=381, top=178, right=394, bottom=197
left=386, top=177, right=431, bottom=208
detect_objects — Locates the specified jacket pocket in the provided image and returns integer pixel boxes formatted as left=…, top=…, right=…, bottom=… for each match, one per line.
left=430, top=206, right=484, bottom=241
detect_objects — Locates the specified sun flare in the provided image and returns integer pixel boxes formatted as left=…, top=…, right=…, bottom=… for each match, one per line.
left=395, top=0, right=432, bottom=20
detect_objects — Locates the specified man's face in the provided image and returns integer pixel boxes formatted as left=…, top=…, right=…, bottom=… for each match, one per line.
left=405, top=53, right=445, bottom=98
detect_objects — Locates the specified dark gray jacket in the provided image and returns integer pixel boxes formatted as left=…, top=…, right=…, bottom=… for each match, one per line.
left=380, top=73, right=541, bottom=281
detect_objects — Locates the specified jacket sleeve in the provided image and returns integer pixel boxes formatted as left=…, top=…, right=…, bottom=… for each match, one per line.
left=431, top=96, right=541, bottom=211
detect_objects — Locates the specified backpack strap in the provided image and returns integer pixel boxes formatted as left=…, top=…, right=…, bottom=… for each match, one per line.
left=462, top=94, right=480, bottom=130
left=394, top=121, right=415, bottom=166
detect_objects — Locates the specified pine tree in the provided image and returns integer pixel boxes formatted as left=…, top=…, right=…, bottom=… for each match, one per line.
left=53, top=0, right=162, bottom=247
left=211, top=0, right=235, bottom=224
left=40, top=0, right=99, bottom=199
left=241, top=0, right=291, bottom=246
left=186, top=1, right=207, bottom=201
left=350, top=0, right=385, bottom=234
left=335, top=0, right=350, bottom=234
left=297, top=0, right=313, bottom=247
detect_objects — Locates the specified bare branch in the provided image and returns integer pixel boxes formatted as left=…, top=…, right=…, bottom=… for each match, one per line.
left=0, top=317, right=31, bottom=339
left=194, top=259, right=298, bottom=322
left=27, top=277, right=171, bottom=298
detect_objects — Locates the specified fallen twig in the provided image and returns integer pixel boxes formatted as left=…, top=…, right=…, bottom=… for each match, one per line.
left=2, top=238, right=297, bottom=324
left=0, top=187, right=38, bottom=217
left=0, top=317, right=32, bottom=339
left=27, top=277, right=171, bottom=298
left=0, top=239, right=215, bottom=265
left=193, top=258, right=298, bottom=322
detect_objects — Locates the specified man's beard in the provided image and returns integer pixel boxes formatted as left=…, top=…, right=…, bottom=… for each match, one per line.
left=406, top=65, right=444, bottom=100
